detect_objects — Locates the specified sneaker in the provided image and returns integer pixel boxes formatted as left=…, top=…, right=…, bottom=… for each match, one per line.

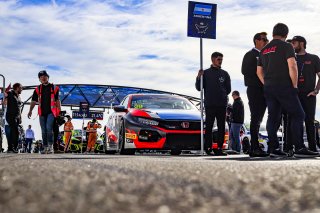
left=287, top=149, right=294, bottom=157
left=294, top=148, right=319, bottom=158
left=47, top=146, right=54, bottom=154
left=270, top=148, right=287, bottom=158
left=205, top=148, right=214, bottom=156
left=213, top=148, right=228, bottom=156
left=40, top=147, right=48, bottom=154
left=250, top=148, right=269, bottom=157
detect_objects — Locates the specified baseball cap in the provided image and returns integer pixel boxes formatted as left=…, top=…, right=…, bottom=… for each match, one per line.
left=291, top=36, right=307, bottom=45
left=38, top=70, right=50, bottom=78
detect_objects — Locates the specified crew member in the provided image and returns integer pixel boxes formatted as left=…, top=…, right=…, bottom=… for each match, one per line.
left=257, top=23, right=318, bottom=158
left=86, top=118, right=101, bottom=153
left=291, top=36, right=320, bottom=153
left=241, top=32, right=269, bottom=157
left=63, top=115, right=74, bottom=152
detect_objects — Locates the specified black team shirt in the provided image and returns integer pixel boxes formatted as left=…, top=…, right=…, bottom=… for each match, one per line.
left=195, top=66, right=231, bottom=107
left=296, top=53, right=320, bottom=93
left=258, top=39, right=295, bottom=86
left=241, top=48, right=263, bottom=87
left=32, top=84, right=59, bottom=116
left=231, top=97, right=244, bottom=124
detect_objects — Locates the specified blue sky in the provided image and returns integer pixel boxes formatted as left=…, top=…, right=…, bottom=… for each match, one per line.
left=1, top=0, right=320, bottom=138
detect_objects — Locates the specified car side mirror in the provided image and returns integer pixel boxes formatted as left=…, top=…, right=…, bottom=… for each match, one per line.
left=113, top=105, right=128, bottom=113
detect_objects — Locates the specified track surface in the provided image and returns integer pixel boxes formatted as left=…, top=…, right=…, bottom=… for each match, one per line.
left=1, top=153, right=320, bottom=213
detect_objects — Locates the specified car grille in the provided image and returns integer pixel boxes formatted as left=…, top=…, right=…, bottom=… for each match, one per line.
left=164, top=133, right=201, bottom=150
left=159, top=120, right=201, bottom=130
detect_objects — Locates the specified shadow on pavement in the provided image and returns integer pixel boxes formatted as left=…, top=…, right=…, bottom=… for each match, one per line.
left=204, top=156, right=320, bottom=161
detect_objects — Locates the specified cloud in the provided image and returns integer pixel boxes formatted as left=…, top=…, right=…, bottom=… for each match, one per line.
left=1, top=0, right=320, bottom=138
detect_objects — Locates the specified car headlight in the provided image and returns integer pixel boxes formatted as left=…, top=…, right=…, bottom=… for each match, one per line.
left=137, top=118, right=159, bottom=126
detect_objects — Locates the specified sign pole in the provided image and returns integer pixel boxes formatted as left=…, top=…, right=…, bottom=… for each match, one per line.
left=81, top=113, right=84, bottom=154
left=0, top=74, right=5, bottom=128
left=200, top=37, right=204, bottom=156
left=187, top=1, right=217, bottom=156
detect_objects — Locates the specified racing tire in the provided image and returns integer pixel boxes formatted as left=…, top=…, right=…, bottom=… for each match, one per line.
left=119, top=122, right=135, bottom=155
left=170, top=149, right=182, bottom=156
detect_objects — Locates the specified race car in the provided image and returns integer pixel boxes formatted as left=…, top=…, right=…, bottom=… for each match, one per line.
left=104, top=93, right=228, bottom=155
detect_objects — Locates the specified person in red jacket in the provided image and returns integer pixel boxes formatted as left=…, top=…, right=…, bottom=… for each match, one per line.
left=28, top=70, right=61, bottom=154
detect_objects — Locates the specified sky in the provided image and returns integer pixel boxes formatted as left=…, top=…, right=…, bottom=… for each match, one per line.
left=1, top=0, right=320, bottom=139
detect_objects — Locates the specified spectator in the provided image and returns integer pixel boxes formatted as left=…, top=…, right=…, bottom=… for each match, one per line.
left=196, top=52, right=231, bottom=156
left=229, top=91, right=244, bottom=153
left=257, top=23, right=318, bottom=158
left=5, top=83, right=23, bottom=153
left=25, top=125, right=35, bottom=153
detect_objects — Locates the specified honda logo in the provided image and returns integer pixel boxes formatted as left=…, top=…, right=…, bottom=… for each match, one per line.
left=181, top=122, right=190, bottom=129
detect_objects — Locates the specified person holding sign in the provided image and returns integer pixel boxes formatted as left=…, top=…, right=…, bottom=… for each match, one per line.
left=196, top=52, right=231, bottom=156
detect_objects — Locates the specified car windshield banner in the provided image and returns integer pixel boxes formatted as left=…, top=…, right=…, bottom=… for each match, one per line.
left=187, top=1, right=217, bottom=39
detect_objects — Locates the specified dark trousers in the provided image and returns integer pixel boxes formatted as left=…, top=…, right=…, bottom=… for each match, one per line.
left=6, top=117, right=19, bottom=151
left=247, top=86, right=267, bottom=150
left=205, top=106, right=226, bottom=150
left=299, top=93, right=317, bottom=151
left=53, top=119, right=60, bottom=151
left=264, top=86, right=305, bottom=152
left=25, top=138, right=33, bottom=153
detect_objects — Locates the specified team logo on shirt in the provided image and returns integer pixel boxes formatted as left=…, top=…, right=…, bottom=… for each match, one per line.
left=219, top=77, right=225, bottom=83
left=262, top=46, right=277, bottom=55
left=304, top=61, right=311, bottom=64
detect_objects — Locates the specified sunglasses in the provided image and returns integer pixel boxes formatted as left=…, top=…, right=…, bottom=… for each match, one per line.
left=260, top=38, right=268, bottom=42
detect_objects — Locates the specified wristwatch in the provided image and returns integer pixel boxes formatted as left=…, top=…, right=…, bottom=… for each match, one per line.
left=314, top=89, right=319, bottom=94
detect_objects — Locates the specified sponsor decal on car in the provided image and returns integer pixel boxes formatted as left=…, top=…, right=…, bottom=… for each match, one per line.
left=125, top=133, right=137, bottom=140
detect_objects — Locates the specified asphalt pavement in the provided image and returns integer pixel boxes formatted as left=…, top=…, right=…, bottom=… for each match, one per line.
left=1, top=153, right=320, bottom=213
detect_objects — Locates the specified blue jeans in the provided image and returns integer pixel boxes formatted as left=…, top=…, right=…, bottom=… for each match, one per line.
left=39, top=113, right=55, bottom=147
left=5, top=125, right=10, bottom=142
left=264, top=85, right=305, bottom=152
left=230, top=123, right=242, bottom=152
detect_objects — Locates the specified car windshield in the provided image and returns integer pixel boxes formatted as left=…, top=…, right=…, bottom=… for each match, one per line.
left=130, top=95, right=197, bottom=110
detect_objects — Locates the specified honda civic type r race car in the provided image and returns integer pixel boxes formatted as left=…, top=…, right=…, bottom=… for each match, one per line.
left=104, top=94, right=228, bottom=155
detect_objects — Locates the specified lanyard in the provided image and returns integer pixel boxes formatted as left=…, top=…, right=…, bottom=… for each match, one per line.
left=297, top=53, right=307, bottom=76
left=299, top=63, right=305, bottom=76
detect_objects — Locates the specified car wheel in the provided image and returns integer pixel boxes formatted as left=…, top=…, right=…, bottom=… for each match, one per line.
left=119, top=122, right=135, bottom=155
left=170, top=149, right=182, bottom=156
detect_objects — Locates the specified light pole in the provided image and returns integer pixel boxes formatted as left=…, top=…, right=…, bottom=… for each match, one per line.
left=0, top=74, right=5, bottom=127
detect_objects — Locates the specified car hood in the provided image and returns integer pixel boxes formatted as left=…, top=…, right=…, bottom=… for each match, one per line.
left=144, top=109, right=201, bottom=121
